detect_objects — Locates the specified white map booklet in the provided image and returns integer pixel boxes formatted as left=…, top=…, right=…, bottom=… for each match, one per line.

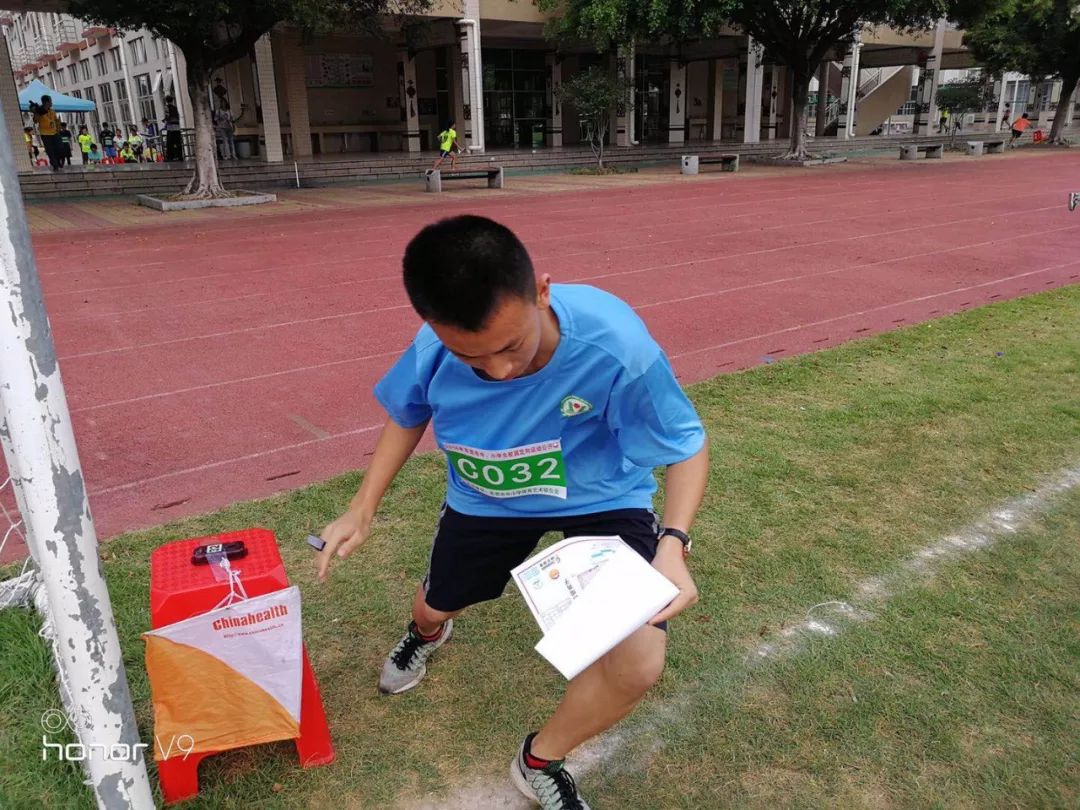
left=511, top=535, right=679, bottom=679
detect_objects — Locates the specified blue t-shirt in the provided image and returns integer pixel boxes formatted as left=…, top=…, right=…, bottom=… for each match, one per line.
left=375, top=284, right=705, bottom=518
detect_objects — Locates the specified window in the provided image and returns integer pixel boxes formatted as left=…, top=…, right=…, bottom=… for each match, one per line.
left=109, top=46, right=121, bottom=72
left=98, top=83, right=117, bottom=127
left=114, top=78, right=130, bottom=108
left=128, top=37, right=147, bottom=66
left=94, top=53, right=107, bottom=76
left=79, top=58, right=91, bottom=81
left=70, top=89, right=81, bottom=98
left=55, top=69, right=65, bottom=88
left=150, top=36, right=160, bottom=60
left=135, top=73, right=155, bottom=121
left=67, top=64, right=77, bottom=84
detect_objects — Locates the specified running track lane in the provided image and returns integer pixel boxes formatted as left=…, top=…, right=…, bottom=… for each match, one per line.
left=3, top=154, right=1078, bottom=562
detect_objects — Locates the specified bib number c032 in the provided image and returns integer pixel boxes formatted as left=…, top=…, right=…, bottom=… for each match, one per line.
left=444, top=440, right=567, bottom=499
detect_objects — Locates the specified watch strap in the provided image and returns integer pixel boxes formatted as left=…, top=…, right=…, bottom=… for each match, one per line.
left=659, top=527, right=691, bottom=551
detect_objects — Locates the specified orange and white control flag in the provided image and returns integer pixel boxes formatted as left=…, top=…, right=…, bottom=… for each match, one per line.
left=143, top=587, right=302, bottom=760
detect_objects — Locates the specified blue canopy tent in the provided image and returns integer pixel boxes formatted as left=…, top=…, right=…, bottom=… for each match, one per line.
left=18, top=79, right=96, bottom=113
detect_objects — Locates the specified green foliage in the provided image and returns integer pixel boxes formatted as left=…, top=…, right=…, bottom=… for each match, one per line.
left=537, top=0, right=733, bottom=52
left=558, top=66, right=629, bottom=166
left=957, top=0, right=1080, bottom=83
left=936, top=75, right=994, bottom=114
left=67, top=0, right=432, bottom=76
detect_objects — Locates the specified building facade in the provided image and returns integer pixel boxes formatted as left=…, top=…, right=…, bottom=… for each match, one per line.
left=2, top=11, right=188, bottom=140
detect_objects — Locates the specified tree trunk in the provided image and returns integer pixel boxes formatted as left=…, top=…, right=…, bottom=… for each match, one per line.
left=597, top=123, right=605, bottom=169
left=781, top=70, right=811, bottom=160
left=1048, top=72, right=1079, bottom=144
left=182, top=73, right=227, bottom=198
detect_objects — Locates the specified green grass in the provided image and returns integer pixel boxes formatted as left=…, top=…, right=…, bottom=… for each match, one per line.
left=2, top=286, right=1079, bottom=809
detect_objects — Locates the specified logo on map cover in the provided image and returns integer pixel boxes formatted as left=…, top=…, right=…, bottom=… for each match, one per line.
left=560, top=395, right=592, bottom=417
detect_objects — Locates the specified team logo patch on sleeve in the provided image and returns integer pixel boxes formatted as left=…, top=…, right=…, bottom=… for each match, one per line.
left=560, top=395, right=593, bottom=417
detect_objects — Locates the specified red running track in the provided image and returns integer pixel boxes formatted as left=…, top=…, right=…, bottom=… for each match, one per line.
left=4, top=154, right=1079, bottom=561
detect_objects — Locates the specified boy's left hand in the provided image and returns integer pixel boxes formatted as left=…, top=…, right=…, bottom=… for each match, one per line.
left=648, top=535, right=698, bottom=625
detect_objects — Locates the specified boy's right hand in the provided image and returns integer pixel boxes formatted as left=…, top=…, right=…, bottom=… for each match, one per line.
left=316, top=508, right=372, bottom=583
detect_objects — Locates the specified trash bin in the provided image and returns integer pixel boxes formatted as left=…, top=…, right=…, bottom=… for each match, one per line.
left=531, top=123, right=544, bottom=149
left=236, top=139, right=252, bottom=159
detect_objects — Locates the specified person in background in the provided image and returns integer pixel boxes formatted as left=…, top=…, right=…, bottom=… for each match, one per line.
left=999, top=103, right=1011, bottom=131
left=119, top=141, right=137, bottom=163
left=141, top=116, right=161, bottom=154
left=100, top=122, right=117, bottom=160
left=23, top=126, right=39, bottom=163
left=1009, top=112, right=1032, bottom=147
left=31, top=94, right=61, bottom=171
left=429, top=119, right=461, bottom=173
left=78, top=125, right=92, bottom=165
left=127, top=125, right=144, bottom=160
left=164, top=95, right=183, bottom=161
left=214, top=102, right=237, bottom=160
left=88, top=142, right=102, bottom=164
left=58, top=120, right=74, bottom=166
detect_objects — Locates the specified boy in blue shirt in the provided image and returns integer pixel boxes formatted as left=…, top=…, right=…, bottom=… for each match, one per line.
left=318, top=215, right=708, bottom=810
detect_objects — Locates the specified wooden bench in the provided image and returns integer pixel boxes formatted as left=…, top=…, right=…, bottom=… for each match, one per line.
left=681, top=154, right=740, bottom=175
left=425, top=166, right=504, bottom=193
left=899, top=143, right=943, bottom=160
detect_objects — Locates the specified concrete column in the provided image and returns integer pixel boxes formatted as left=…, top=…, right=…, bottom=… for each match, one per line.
left=616, top=44, right=635, bottom=146
left=667, top=60, right=686, bottom=143
left=1067, top=83, right=1079, bottom=134
left=994, top=74, right=1009, bottom=132
left=278, top=31, right=311, bottom=156
left=545, top=52, right=562, bottom=147
left=766, top=63, right=782, bottom=139
left=0, top=38, right=32, bottom=172
left=913, top=17, right=945, bottom=136
left=457, top=0, right=484, bottom=153
left=116, top=33, right=139, bottom=124
left=450, top=45, right=466, bottom=137
left=253, top=34, right=283, bottom=163
left=743, top=37, right=764, bottom=143
left=815, top=62, right=829, bottom=136
left=167, top=40, right=193, bottom=130
left=1034, top=79, right=1050, bottom=128
left=398, top=50, right=421, bottom=152
left=708, top=59, right=725, bottom=141
left=837, top=35, right=861, bottom=139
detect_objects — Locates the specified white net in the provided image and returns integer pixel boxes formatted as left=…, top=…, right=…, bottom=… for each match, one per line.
left=0, top=474, right=36, bottom=610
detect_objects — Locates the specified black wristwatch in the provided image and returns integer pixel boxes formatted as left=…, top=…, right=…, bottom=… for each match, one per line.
left=659, top=527, right=692, bottom=555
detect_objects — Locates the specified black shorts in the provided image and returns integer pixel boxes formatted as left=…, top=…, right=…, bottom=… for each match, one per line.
left=1011, top=128, right=1022, bottom=138
left=424, top=505, right=664, bottom=620
left=439, top=149, right=453, bottom=157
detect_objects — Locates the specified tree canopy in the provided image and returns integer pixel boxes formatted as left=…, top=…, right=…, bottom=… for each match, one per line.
left=67, top=0, right=432, bottom=196
left=543, top=0, right=950, bottom=158
left=954, top=0, right=1080, bottom=141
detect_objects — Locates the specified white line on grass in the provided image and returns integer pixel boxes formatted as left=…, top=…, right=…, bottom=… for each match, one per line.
left=403, top=463, right=1080, bottom=809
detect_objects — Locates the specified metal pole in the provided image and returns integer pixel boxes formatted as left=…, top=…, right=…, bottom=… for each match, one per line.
left=0, top=82, right=153, bottom=809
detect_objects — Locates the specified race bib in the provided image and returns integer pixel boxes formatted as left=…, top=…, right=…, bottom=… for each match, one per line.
left=444, top=440, right=567, bottom=499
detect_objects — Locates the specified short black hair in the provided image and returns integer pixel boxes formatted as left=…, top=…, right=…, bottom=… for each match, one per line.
left=403, top=215, right=536, bottom=331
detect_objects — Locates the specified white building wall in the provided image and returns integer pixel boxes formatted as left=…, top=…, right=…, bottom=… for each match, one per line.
left=2, top=12, right=181, bottom=138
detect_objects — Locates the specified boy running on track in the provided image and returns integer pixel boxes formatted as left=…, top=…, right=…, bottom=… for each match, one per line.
left=430, top=119, right=461, bottom=172
left=317, top=215, right=708, bottom=810
left=1009, top=112, right=1032, bottom=147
